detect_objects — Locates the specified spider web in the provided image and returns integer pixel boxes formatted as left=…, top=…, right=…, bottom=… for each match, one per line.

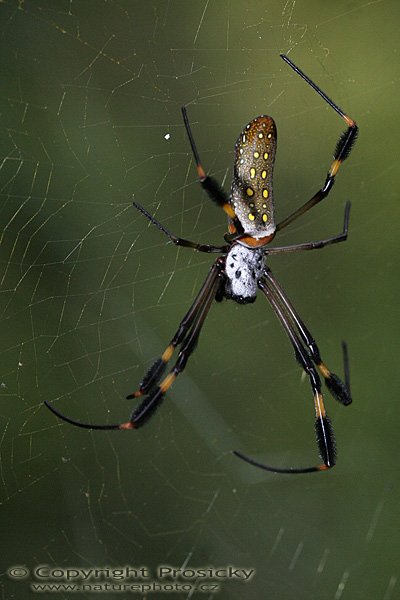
left=1, top=1, right=399, bottom=599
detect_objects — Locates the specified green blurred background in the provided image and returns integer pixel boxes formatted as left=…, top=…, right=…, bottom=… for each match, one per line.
left=1, top=0, right=399, bottom=598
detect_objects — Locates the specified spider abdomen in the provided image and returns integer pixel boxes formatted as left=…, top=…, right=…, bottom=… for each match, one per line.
left=224, top=244, right=264, bottom=304
left=231, top=115, right=277, bottom=239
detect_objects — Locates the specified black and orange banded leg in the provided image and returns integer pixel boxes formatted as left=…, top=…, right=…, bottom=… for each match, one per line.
left=126, top=258, right=225, bottom=400
left=277, top=55, right=358, bottom=232
left=234, top=277, right=336, bottom=474
left=181, top=107, right=244, bottom=237
left=121, top=258, right=223, bottom=430
left=45, top=258, right=225, bottom=431
left=263, top=267, right=351, bottom=406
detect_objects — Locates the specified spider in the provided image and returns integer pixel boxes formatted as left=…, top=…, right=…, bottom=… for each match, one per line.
left=46, top=55, right=358, bottom=474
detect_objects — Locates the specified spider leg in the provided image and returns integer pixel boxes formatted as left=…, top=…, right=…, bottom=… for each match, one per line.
left=341, top=340, right=351, bottom=396
left=133, top=201, right=228, bottom=254
left=267, top=202, right=350, bottom=254
left=181, top=106, right=244, bottom=236
left=122, top=258, right=223, bottom=430
left=126, top=258, right=225, bottom=399
left=234, top=277, right=336, bottom=474
left=277, top=56, right=358, bottom=232
left=263, top=267, right=351, bottom=405
left=44, top=401, right=121, bottom=430
left=45, top=258, right=225, bottom=431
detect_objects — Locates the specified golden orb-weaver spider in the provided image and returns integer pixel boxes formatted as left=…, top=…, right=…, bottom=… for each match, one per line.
left=46, top=55, right=357, bottom=474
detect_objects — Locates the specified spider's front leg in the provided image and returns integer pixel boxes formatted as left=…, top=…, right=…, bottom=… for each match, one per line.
left=263, top=267, right=351, bottom=406
left=235, top=277, right=336, bottom=474
left=45, top=258, right=225, bottom=430
left=122, top=258, right=225, bottom=430
left=234, top=268, right=351, bottom=474
left=125, top=259, right=224, bottom=402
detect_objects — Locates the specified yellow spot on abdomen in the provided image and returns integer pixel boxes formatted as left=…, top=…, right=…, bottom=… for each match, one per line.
left=248, top=213, right=255, bottom=221
left=262, top=213, right=268, bottom=223
left=253, top=151, right=260, bottom=159
left=262, top=189, right=269, bottom=199
left=261, top=170, right=267, bottom=179
left=263, top=152, right=269, bottom=160
left=250, top=167, right=256, bottom=179
left=246, top=187, right=254, bottom=197
left=258, top=132, right=264, bottom=139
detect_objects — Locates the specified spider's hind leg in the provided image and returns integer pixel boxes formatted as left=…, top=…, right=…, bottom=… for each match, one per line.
left=181, top=106, right=244, bottom=236
left=277, top=55, right=358, bottom=232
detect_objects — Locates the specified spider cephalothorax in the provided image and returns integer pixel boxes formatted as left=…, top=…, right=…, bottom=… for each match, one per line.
left=46, top=55, right=357, bottom=475
left=224, top=245, right=264, bottom=304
